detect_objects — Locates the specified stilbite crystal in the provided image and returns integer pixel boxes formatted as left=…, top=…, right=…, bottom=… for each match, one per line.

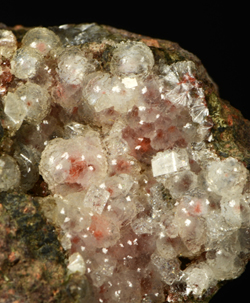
left=0, top=23, right=250, bottom=302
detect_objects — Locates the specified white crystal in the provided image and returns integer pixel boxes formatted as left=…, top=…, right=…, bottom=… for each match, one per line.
left=83, top=72, right=140, bottom=113
left=206, top=235, right=244, bottom=280
left=22, top=27, right=61, bottom=55
left=160, top=61, right=196, bottom=87
left=205, top=157, right=247, bottom=196
left=83, top=185, right=110, bottom=214
left=131, top=216, right=154, bottom=235
left=220, top=196, right=242, bottom=228
left=110, top=41, right=154, bottom=77
left=15, top=82, right=50, bottom=124
left=39, top=131, right=107, bottom=195
left=60, top=233, right=72, bottom=250
left=67, top=252, right=86, bottom=275
left=151, top=149, right=189, bottom=177
left=184, top=262, right=215, bottom=296
left=58, top=47, right=96, bottom=85
left=4, top=25, right=250, bottom=301
left=0, top=29, right=17, bottom=59
left=11, top=47, right=43, bottom=79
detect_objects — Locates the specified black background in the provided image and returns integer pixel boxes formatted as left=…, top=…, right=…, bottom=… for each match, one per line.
left=1, top=2, right=249, bottom=302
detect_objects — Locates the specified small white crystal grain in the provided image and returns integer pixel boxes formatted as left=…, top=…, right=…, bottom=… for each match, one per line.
left=151, top=149, right=189, bottom=177
left=67, top=252, right=86, bottom=275
left=0, top=29, right=17, bottom=59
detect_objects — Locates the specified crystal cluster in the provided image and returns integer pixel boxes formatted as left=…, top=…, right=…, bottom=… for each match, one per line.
left=1, top=24, right=250, bottom=302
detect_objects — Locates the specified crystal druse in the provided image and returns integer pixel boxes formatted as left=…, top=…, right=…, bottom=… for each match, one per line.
left=1, top=23, right=250, bottom=302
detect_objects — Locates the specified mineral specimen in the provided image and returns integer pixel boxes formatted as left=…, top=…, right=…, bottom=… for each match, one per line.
left=0, top=23, right=250, bottom=302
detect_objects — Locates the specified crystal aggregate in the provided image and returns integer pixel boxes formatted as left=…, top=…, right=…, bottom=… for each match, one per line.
left=0, top=24, right=250, bottom=302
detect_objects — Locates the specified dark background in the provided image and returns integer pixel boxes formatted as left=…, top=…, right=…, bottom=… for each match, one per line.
left=1, top=2, right=249, bottom=302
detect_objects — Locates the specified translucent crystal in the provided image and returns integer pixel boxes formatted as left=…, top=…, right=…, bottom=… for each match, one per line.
left=64, top=122, right=90, bottom=139
left=106, top=196, right=137, bottom=226
left=110, top=41, right=154, bottom=77
left=13, top=143, right=40, bottom=191
left=102, top=270, right=142, bottom=303
left=57, top=46, right=96, bottom=85
left=38, top=195, right=57, bottom=223
left=89, top=252, right=117, bottom=287
left=160, top=61, right=209, bottom=125
left=150, top=183, right=174, bottom=220
left=83, top=185, right=110, bottom=214
left=39, top=131, right=107, bottom=195
left=131, top=216, right=154, bottom=235
left=151, top=149, right=190, bottom=177
left=22, top=27, right=61, bottom=55
left=165, top=170, right=198, bottom=198
left=205, top=157, right=247, bottom=196
left=83, top=72, right=140, bottom=113
left=104, top=120, right=129, bottom=157
left=3, top=92, right=27, bottom=131
left=89, top=213, right=120, bottom=248
left=104, top=173, right=134, bottom=198
left=151, top=253, right=180, bottom=285
left=174, top=199, right=207, bottom=253
left=240, top=194, right=250, bottom=228
left=15, top=82, right=50, bottom=124
left=220, top=196, right=242, bottom=228
left=60, top=233, right=72, bottom=250
left=11, top=47, right=43, bottom=79
left=160, top=61, right=196, bottom=88
left=67, top=252, right=86, bottom=275
left=3, top=24, right=250, bottom=302
left=156, top=236, right=178, bottom=260
left=183, top=262, right=215, bottom=296
left=177, top=189, right=210, bottom=217
left=0, top=154, right=20, bottom=191
left=205, top=211, right=235, bottom=250
left=54, top=194, right=91, bottom=233
left=0, top=29, right=17, bottom=59
left=206, top=235, right=244, bottom=280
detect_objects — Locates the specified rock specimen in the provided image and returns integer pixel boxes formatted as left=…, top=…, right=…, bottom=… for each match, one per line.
left=1, top=23, right=250, bottom=302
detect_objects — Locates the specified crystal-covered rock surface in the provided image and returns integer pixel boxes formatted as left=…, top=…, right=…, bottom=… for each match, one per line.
left=1, top=23, right=250, bottom=302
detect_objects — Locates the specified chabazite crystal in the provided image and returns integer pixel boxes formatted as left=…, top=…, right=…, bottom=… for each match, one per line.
left=1, top=23, right=250, bottom=302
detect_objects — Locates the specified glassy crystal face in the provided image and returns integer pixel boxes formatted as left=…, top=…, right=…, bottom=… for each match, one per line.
left=1, top=23, right=250, bottom=302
